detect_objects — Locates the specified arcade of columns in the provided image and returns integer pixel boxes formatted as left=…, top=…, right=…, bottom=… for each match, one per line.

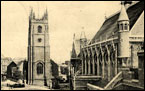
left=81, top=38, right=118, bottom=81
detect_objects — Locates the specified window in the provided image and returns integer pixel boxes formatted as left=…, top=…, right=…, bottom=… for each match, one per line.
left=37, top=63, right=43, bottom=75
left=38, top=26, right=42, bottom=33
left=38, top=38, right=42, bottom=42
left=125, top=24, right=128, bottom=30
left=120, top=24, right=123, bottom=30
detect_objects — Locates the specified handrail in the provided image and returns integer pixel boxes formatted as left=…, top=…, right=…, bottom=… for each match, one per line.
left=104, top=72, right=123, bottom=90
left=87, top=72, right=123, bottom=90
left=87, top=83, right=104, bottom=90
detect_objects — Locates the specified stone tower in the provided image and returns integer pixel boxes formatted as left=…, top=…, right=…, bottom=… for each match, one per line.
left=28, top=8, right=52, bottom=86
left=118, top=1, right=130, bottom=67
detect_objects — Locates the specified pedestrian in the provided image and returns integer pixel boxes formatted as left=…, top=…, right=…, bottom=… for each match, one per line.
left=49, top=80, right=52, bottom=90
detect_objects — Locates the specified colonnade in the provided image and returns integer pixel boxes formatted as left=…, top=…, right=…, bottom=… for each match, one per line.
left=81, top=43, right=118, bottom=81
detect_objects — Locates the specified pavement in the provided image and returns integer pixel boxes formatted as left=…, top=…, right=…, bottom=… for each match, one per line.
left=1, top=85, right=51, bottom=90
left=1, top=80, right=51, bottom=90
left=59, top=82, right=70, bottom=90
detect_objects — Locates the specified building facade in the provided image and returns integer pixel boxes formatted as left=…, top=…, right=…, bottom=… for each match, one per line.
left=27, top=8, right=52, bottom=86
left=1, top=56, right=13, bottom=80
left=81, top=0, right=144, bottom=80
left=1, top=57, right=12, bottom=76
left=71, top=1, right=144, bottom=90
left=137, top=49, right=144, bottom=87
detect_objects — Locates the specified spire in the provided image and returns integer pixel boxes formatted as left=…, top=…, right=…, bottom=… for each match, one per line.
left=44, top=8, right=48, bottom=20
left=29, top=7, right=33, bottom=19
left=46, top=8, right=48, bottom=16
left=118, top=2, right=129, bottom=21
left=73, top=33, right=75, bottom=41
left=32, top=12, right=35, bottom=19
left=71, top=34, right=77, bottom=58
left=80, top=30, right=86, bottom=39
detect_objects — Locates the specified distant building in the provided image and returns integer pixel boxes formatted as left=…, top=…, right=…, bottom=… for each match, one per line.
left=1, top=57, right=12, bottom=75
left=70, top=33, right=89, bottom=90
left=7, top=61, right=17, bottom=78
left=70, top=33, right=88, bottom=75
left=1, top=55, right=27, bottom=81
left=50, top=59, right=59, bottom=78
left=59, top=62, right=70, bottom=82
left=2, top=58, right=27, bottom=81
left=1, top=57, right=13, bottom=80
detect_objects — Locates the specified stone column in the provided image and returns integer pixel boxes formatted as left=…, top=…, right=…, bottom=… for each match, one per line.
left=100, top=45, right=105, bottom=79
left=84, top=49, right=87, bottom=75
left=87, top=48, right=91, bottom=75
left=110, top=51, right=114, bottom=79
left=115, top=46, right=118, bottom=75
left=106, top=45, right=111, bottom=81
left=95, top=47, right=100, bottom=76
left=91, top=47, right=95, bottom=75
left=82, top=57, right=84, bottom=75
left=81, top=49, right=84, bottom=75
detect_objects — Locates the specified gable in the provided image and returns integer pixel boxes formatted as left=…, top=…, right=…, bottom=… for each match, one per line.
left=130, top=11, right=144, bottom=36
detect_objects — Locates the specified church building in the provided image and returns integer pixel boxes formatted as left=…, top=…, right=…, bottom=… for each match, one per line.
left=27, top=8, right=52, bottom=86
left=71, top=1, right=144, bottom=90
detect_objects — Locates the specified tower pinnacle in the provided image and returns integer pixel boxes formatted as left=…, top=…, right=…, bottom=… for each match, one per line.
left=118, top=2, right=129, bottom=21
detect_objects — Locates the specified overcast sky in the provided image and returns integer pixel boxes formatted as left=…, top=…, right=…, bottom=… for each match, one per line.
left=1, top=1, right=121, bottom=64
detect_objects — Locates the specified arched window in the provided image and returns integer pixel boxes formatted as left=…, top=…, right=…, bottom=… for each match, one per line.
left=120, top=24, right=123, bottom=30
left=37, top=63, right=43, bottom=75
left=125, top=23, right=128, bottom=30
left=38, top=26, right=42, bottom=33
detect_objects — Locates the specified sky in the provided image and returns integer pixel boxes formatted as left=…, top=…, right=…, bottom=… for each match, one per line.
left=1, top=1, right=121, bottom=64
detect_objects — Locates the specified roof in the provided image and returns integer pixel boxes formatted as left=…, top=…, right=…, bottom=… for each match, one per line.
left=130, top=11, right=144, bottom=36
left=118, top=4, right=129, bottom=21
left=1, top=57, right=13, bottom=66
left=12, top=58, right=26, bottom=65
left=90, top=1, right=144, bottom=44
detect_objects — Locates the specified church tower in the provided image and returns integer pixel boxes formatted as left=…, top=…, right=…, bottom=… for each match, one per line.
left=28, top=8, right=52, bottom=86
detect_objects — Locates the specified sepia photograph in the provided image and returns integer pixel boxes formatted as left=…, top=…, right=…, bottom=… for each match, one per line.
left=1, top=1, right=144, bottom=90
